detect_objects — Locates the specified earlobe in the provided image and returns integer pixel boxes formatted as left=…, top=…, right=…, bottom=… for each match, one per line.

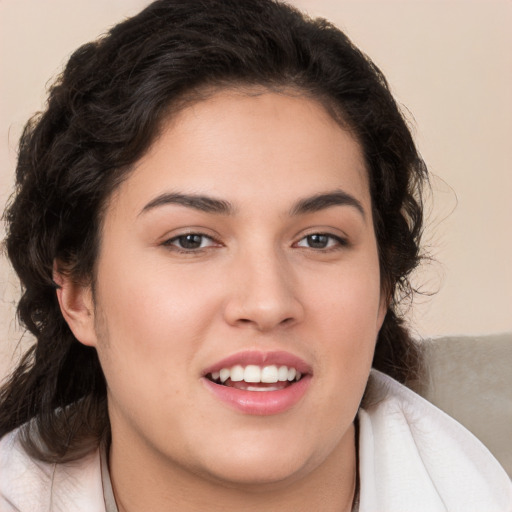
left=53, top=262, right=98, bottom=347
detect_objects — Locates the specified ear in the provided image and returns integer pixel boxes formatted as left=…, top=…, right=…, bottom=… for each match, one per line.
left=53, top=262, right=98, bottom=347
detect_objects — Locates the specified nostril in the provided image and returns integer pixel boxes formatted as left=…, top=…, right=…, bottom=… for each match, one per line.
left=235, top=316, right=295, bottom=329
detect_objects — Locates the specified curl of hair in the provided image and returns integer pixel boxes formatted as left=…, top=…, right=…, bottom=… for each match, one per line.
left=1, top=0, right=427, bottom=462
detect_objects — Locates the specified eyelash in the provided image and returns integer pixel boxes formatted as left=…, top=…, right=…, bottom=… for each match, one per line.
left=162, top=233, right=220, bottom=253
left=162, top=232, right=348, bottom=253
left=294, top=233, right=348, bottom=251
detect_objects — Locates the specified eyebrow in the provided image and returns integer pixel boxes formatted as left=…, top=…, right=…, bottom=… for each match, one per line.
left=139, top=190, right=365, bottom=219
left=290, top=191, right=366, bottom=219
left=139, top=193, right=235, bottom=216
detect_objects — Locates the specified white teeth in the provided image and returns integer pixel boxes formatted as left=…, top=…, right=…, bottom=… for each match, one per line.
left=244, top=365, right=261, bottom=383
left=246, top=385, right=282, bottom=392
left=278, top=365, right=289, bottom=382
left=230, top=365, right=244, bottom=382
left=209, top=364, right=303, bottom=384
left=261, top=365, right=278, bottom=383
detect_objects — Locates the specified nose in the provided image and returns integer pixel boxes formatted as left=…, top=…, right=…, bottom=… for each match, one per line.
left=223, top=248, right=304, bottom=332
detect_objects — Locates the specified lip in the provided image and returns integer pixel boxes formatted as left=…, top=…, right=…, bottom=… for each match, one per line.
left=202, top=350, right=312, bottom=376
left=203, top=374, right=311, bottom=415
left=202, top=350, right=312, bottom=415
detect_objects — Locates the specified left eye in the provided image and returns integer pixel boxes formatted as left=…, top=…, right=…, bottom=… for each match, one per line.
left=296, top=233, right=344, bottom=249
left=165, top=234, right=216, bottom=250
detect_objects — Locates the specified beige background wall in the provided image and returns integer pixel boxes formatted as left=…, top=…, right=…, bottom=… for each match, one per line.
left=1, top=0, right=511, bottom=381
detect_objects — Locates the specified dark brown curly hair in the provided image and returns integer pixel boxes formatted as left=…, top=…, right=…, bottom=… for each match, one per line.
left=1, top=0, right=427, bottom=462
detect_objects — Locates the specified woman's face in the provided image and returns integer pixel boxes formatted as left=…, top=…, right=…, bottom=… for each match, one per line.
left=69, top=89, right=386, bottom=487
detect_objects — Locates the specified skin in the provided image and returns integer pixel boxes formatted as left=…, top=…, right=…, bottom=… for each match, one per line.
left=57, top=89, right=386, bottom=512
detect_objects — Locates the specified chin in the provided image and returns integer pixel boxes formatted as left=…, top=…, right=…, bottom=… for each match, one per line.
left=200, top=452, right=314, bottom=489
left=190, top=430, right=335, bottom=489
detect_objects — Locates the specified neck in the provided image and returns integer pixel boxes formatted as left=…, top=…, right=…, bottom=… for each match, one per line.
left=109, top=424, right=358, bottom=512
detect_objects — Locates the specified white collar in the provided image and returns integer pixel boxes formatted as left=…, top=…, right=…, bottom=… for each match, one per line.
left=357, top=370, right=512, bottom=511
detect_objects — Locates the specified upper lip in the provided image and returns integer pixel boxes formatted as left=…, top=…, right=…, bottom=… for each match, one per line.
left=202, top=350, right=312, bottom=377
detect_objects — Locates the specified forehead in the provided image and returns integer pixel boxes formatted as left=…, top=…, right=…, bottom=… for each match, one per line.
left=106, top=89, right=370, bottom=219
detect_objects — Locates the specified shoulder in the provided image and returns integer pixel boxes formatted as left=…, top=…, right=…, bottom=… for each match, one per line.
left=357, top=369, right=512, bottom=512
left=0, top=426, right=105, bottom=512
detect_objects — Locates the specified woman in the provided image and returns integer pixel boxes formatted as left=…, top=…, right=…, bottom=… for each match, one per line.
left=0, top=1, right=510, bottom=510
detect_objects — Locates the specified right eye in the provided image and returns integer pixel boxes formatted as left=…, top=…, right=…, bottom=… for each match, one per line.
left=163, top=233, right=218, bottom=251
left=295, top=233, right=348, bottom=250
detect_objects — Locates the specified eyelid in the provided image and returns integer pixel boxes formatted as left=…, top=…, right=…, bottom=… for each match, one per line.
left=158, top=227, right=349, bottom=253
left=161, top=230, right=223, bottom=252
left=293, top=231, right=350, bottom=250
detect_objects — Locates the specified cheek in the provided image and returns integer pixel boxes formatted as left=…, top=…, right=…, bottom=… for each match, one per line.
left=308, top=256, right=382, bottom=330
left=91, top=270, right=216, bottom=437
left=96, top=245, right=214, bottom=331
left=295, top=266, right=381, bottom=451
left=304, top=256, right=382, bottom=379
left=91, top=250, right=221, bottom=391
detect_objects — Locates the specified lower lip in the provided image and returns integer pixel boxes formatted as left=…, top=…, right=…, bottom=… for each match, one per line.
left=202, top=376, right=311, bottom=415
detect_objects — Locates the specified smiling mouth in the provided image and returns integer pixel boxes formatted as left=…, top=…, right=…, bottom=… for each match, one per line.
left=206, top=364, right=304, bottom=392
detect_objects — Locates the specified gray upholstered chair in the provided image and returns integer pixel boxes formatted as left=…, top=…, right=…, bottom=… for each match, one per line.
left=419, top=333, right=512, bottom=478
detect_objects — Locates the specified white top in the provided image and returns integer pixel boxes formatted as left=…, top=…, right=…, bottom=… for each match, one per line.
left=358, top=370, right=512, bottom=511
left=1, top=370, right=511, bottom=511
